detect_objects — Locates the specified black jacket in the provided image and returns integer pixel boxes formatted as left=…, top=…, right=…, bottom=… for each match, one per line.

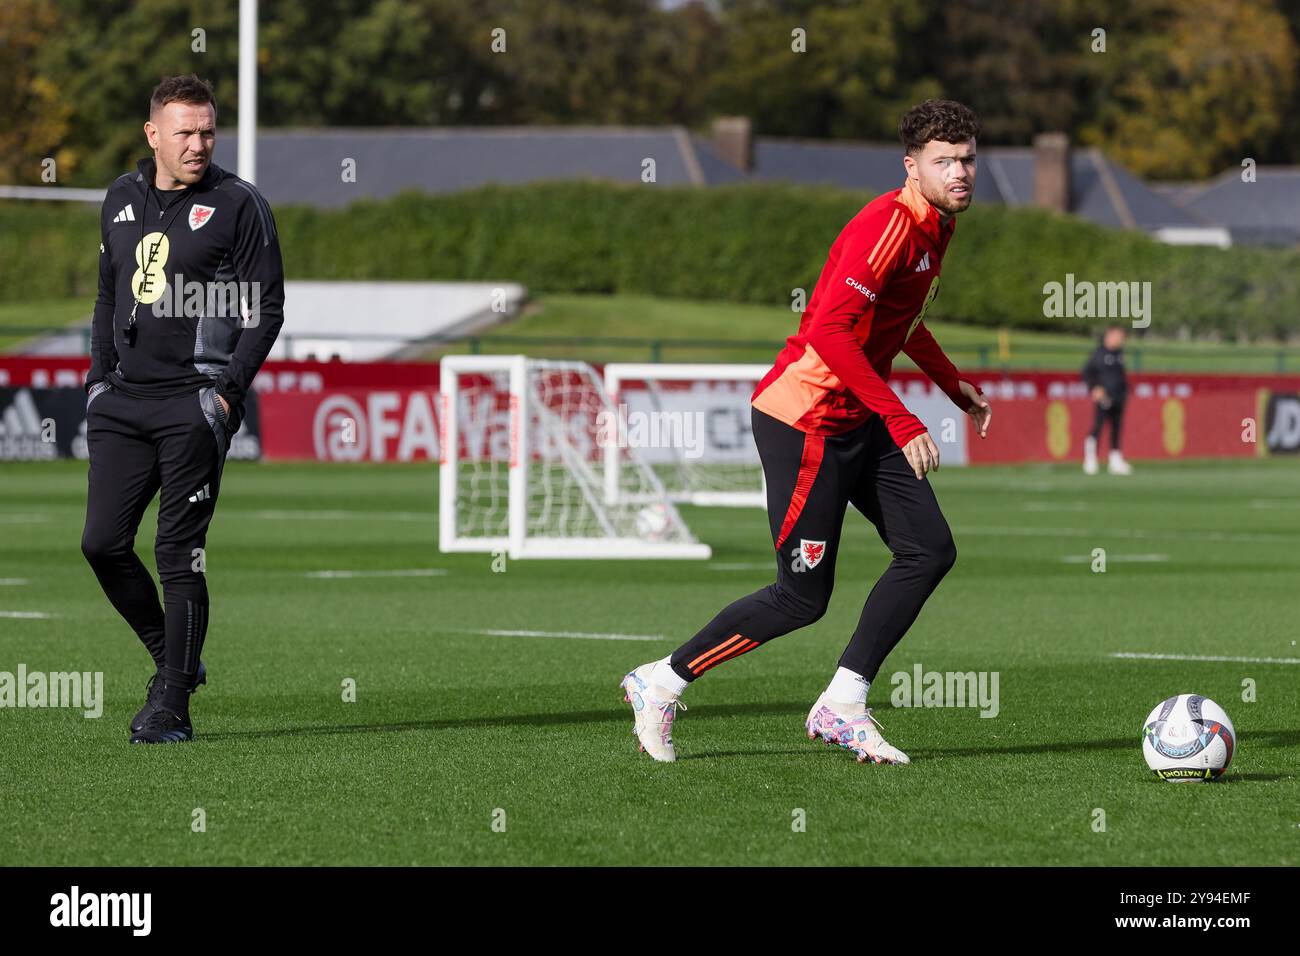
left=88, top=157, right=284, bottom=407
left=1082, top=343, right=1127, bottom=404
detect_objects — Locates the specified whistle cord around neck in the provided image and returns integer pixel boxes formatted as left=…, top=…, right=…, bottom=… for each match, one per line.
left=126, top=182, right=195, bottom=347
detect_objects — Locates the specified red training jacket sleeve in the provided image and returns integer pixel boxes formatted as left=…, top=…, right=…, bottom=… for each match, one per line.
left=903, top=320, right=983, bottom=412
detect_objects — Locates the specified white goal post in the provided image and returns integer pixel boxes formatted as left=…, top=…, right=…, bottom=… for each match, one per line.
left=439, top=355, right=712, bottom=560
left=603, top=363, right=768, bottom=508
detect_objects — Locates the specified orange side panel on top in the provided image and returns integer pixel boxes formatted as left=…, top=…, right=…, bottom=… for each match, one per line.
left=752, top=344, right=844, bottom=432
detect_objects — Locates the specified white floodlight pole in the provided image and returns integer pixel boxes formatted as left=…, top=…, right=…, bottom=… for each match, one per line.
left=238, top=0, right=258, bottom=183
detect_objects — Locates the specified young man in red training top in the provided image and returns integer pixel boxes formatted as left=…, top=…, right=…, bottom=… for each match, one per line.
left=622, top=100, right=993, bottom=764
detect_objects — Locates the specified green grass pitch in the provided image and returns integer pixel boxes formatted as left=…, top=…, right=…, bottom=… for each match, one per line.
left=0, top=457, right=1296, bottom=866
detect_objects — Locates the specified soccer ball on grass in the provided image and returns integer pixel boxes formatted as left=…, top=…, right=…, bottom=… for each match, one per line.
left=1141, top=694, right=1235, bottom=782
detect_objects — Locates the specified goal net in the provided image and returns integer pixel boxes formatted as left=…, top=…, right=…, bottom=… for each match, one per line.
left=602, top=363, right=768, bottom=508
left=439, top=356, right=711, bottom=559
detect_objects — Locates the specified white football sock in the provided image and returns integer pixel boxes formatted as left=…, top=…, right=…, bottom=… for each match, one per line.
left=651, top=658, right=688, bottom=698
left=825, top=667, right=870, bottom=711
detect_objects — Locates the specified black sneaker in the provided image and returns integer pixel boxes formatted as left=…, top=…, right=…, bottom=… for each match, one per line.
left=129, top=707, right=194, bottom=744
left=130, top=660, right=206, bottom=733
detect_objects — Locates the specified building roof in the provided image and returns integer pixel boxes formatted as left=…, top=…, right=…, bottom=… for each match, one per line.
left=213, top=126, right=707, bottom=207
left=211, top=125, right=1289, bottom=244
left=747, top=138, right=1201, bottom=232
left=1159, top=168, right=1300, bottom=246
left=749, top=136, right=1001, bottom=202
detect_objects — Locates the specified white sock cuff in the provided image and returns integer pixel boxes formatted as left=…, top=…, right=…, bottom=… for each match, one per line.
left=826, top=667, right=870, bottom=707
left=651, top=657, right=688, bottom=697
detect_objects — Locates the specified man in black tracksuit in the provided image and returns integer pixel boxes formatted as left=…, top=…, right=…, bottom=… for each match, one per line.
left=1081, top=323, right=1131, bottom=475
left=81, top=75, right=284, bottom=743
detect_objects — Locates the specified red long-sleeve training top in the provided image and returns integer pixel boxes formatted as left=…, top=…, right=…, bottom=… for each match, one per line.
left=752, top=178, right=982, bottom=447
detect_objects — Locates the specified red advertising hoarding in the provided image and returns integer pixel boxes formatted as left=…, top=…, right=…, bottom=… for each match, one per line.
left=1, top=356, right=1294, bottom=463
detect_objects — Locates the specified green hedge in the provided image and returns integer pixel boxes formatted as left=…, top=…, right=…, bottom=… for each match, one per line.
left=4, top=181, right=1297, bottom=340
left=0, top=202, right=103, bottom=304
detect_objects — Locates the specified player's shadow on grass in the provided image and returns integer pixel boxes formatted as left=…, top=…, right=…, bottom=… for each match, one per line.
left=201, top=699, right=814, bottom=741
left=1213, top=772, right=1292, bottom=783
left=201, top=702, right=1300, bottom=769
left=679, top=750, right=813, bottom=760
left=913, top=727, right=1300, bottom=761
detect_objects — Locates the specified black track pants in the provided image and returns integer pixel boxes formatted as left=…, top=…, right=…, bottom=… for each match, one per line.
left=81, top=383, right=240, bottom=691
left=1090, top=401, right=1125, bottom=452
left=669, top=407, right=956, bottom=684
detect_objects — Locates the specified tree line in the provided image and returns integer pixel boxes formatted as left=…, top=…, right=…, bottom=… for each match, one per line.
left=2, top=0, right=1297, bottom=187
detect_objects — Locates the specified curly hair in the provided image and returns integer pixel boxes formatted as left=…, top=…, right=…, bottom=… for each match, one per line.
left=898, top=100, right=980, bottom=155
left=149, top=74, right=217, bottom=120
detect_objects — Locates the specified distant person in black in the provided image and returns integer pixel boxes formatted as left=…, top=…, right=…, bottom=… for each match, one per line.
left=1082, top=323, right=1132, bottom=475
left=81, top=74, right=284, bottom=743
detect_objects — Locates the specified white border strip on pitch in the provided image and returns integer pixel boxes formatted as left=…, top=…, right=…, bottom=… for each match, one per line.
left=456, top=628, right=664, bottom=642
left=302, top=569, right=448, bottom=579
left=1110, top=652, right=1300, bottom=665
left=0, top=611, right=52, bottom=619
left=0, top=579, right=29, bottom=586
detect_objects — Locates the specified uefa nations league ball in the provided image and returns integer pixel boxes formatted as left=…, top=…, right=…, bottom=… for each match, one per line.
left=1141, top=694, right=1236, bottom=782
left=635, top=504, right=671, bottom=540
